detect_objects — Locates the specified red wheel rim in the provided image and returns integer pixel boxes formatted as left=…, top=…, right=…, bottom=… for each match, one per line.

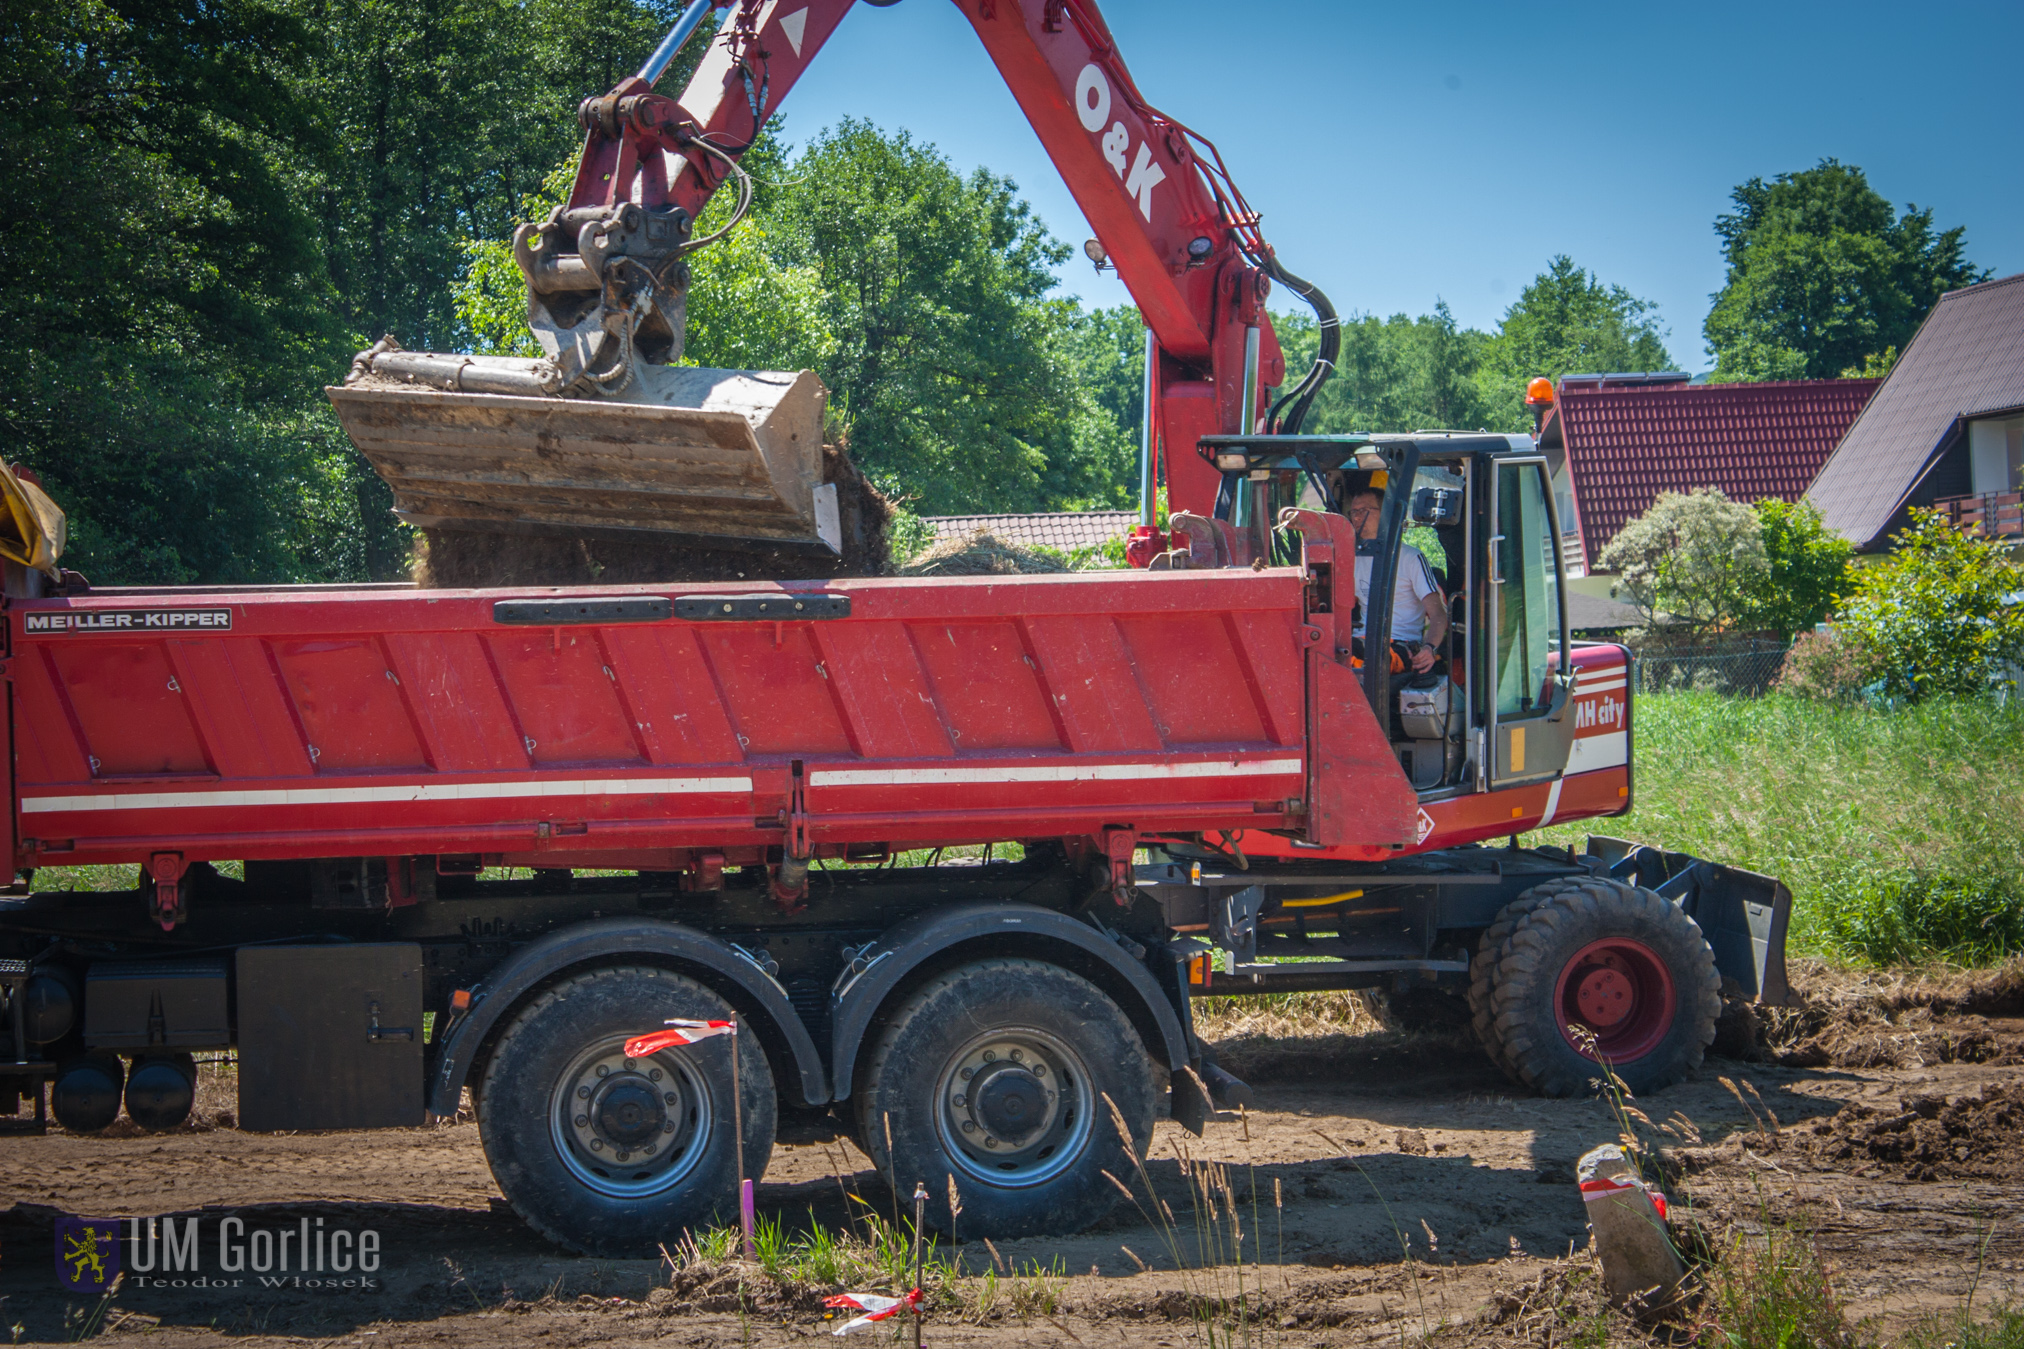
left=1552, top=938, right=1675, bottom=1064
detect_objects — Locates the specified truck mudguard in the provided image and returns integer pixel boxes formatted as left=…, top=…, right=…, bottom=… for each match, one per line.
left=428, top=916, right=830, bottom=1115
left=827, top=901, right=1191, bottom=1100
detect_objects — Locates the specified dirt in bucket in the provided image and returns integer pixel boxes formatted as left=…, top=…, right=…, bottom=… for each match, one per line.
left=411, top=444, right=893, bottom=587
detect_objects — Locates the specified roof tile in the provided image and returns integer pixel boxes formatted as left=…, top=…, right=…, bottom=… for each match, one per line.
left=924, top=511, right=1136, bottom=553
left=1558, top=378, right=1878, bottom=564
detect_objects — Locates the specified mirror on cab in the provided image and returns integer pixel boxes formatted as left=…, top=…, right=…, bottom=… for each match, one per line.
left=1410, top=486, right=1462, bottom=527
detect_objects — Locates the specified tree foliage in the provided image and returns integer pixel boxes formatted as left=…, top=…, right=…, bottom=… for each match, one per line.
left=1743, top=498, right=1854, bottom=640
left=0, top=0, right=401, bottom=583
left=1278, top=258, right=1673, bottom=438
left=1276, top=302, right=1503, bottom=435
left=1704, top=160, right=1986, bottom=382
left=1597, top=488, right=1768, bottom=638
left=1835, top=511, right=2024, bottom=703
left=1478, top=256, right=1675, bottom=420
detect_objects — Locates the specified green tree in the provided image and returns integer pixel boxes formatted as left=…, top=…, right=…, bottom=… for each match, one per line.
left=0, top=0, right=408, bottom=583
left=1837, top=511, right=2024, bottom=703
left=1277, top=303, right=1501, bottom=435
left=1479, top=256, right=1675, bottom=422
left=768, top=120, right=1120, bottom=514
left=1704, top=160, right=1986, bottom=382
left=1597, top=488, right=1768, bottom=640
left=290, top=0, right=685, bottom=352
left=1743, top=498, right=1854, bottom=640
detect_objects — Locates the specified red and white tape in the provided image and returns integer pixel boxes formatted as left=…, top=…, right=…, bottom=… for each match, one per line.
left=622, top=1019, right=737, bottom=1058
left=823, top=1288, right=922, bottom=1335
left=1579, top=1174, right=1669, bottom=1221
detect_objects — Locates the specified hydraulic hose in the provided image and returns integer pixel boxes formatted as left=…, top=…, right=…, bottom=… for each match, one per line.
left=1264, top=258, right=1338, bottom=437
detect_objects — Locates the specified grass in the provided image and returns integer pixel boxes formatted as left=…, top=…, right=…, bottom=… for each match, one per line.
left=1538, top=691, right=2024, bottom=966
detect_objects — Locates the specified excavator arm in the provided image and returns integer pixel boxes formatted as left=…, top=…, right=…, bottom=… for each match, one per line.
left=330, top=0, right=1326, bottom=557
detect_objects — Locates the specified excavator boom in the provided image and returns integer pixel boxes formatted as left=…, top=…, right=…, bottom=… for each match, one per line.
left=329, top=0, right=1301, bottom=558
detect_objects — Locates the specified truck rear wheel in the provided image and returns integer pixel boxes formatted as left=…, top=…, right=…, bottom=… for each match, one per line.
left=477, top=965, right=774, bottom=1256
left=1481, top=880, right=1721, bottom=1097
left=855, top=958, right=1154, bottom=1239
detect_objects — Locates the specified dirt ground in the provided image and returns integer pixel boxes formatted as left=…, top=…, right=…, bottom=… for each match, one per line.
left=5, top=964, right=2024, bottom=1346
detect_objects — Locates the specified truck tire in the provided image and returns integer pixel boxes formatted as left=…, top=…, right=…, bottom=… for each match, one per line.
left=1468, top=879, right=1586, bottom=1075
left=1483, top=880, right=1721, bottom=1097
left=477, top=965, right=774, bottom=1256
left=855, top=958, right=1154, bottom=1239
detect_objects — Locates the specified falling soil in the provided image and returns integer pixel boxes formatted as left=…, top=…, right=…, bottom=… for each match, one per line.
left=410, top=444, right=893, bottom=586
left=895, top=529, right=1070, bottom=577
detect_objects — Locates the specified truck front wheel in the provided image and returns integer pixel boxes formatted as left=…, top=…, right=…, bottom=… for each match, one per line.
left=1482, top=879, right=1721, bottom=1097
left=477, top=965, right=775, bottom=1255
left=856, top=958, right=1155, bottom=1239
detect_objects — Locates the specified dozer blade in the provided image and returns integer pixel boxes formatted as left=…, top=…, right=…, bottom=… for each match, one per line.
left=326, top=359, right=838, bottom=554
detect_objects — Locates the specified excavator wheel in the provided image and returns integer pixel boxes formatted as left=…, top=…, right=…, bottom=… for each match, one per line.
left=1479, top=879, right=1721, bottom=1097
left=1468, top=878, right=1594, bottom=1077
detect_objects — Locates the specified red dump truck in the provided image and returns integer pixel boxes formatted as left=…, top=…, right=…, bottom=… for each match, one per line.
left=0, top=435, right=1789, bottom=1253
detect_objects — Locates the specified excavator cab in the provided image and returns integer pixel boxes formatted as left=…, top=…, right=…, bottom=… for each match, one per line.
left=1201, top=433, right=1580, bottom=800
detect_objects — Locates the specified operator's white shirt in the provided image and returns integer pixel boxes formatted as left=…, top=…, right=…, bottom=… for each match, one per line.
left=1353, top=544, right=1443, bottom=645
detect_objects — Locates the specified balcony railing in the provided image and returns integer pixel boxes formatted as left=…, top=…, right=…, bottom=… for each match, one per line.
left=1935, top=490, right=2023, bottom=539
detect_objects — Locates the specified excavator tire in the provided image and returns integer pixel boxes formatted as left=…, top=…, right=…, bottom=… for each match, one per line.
left=1482, top=880, right=1721, bottom=1098
left=1468, top=878, right=1593, bottom=1077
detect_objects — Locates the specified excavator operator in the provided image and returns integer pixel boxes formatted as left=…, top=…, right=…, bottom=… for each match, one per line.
left=1348, top=487, right=1448, bottom=675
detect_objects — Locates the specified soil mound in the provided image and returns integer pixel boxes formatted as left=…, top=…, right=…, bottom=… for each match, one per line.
left=896, top=530, right=1068, bottom=577
left=1800, top=1081, right=2024, bottom=1182
left=412, top=444, right=892, bottom=586
left=1756, top=959, right=2024, bottom=1069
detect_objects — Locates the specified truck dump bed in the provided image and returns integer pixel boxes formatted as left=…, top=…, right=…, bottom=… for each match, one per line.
left=7, top=571, right=1339, bottom=869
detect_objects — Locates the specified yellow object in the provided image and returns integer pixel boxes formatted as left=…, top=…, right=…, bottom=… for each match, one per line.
left=1509, top=725, right=1526, bottom=772
left=0, top=462, right=64, bottom=574
left=1368, top=469, right=1390, bottom=489
left=1283, top=889, right=1364, bottom=909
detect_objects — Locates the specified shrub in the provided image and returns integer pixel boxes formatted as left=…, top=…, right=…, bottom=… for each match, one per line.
left=1774, top=629, right=1874, bottom=701
left=1598, top=487, right=1768, bottom=639
left=1836, top=510, right=2024, bottom=703
left=1745, top=499, right=1854, bottom=640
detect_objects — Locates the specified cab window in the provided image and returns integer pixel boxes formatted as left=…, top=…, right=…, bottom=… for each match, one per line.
left=1494, top=464, right=1560, bottom=719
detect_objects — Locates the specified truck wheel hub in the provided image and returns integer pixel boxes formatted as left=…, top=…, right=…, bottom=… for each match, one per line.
left=1554, top=938, right=1677, bottom=1063
left=551, top=1038, right=713, bottom=1199
left=592, top=1079, right=666, bottom=1148
left=938, top=1029, right=1093, bottom=1188
left=972, top=1066, right=1047, bottom=1142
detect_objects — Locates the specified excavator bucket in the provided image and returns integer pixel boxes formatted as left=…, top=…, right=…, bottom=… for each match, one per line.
left=326, top=354, right=839, bottom=555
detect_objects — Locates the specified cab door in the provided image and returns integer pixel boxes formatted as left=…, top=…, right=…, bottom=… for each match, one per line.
left=1486, top=457, right=1575, bottom=789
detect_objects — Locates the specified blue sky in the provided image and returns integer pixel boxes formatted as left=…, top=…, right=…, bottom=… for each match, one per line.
left=767, top=0, right=2022, bottom=373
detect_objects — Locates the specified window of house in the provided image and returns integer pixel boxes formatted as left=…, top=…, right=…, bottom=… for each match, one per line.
left=1968, top=416, right=2024, bottom=495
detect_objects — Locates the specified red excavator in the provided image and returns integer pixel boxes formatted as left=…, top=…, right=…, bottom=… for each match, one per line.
left=327, top=0, right=1324, bottom=567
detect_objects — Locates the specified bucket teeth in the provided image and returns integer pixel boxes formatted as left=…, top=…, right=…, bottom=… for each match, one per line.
left=327, top=357, right=836, bottom=554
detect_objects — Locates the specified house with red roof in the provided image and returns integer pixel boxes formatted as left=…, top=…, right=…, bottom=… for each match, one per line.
left=1534, top=372, right=1880, bottom=580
